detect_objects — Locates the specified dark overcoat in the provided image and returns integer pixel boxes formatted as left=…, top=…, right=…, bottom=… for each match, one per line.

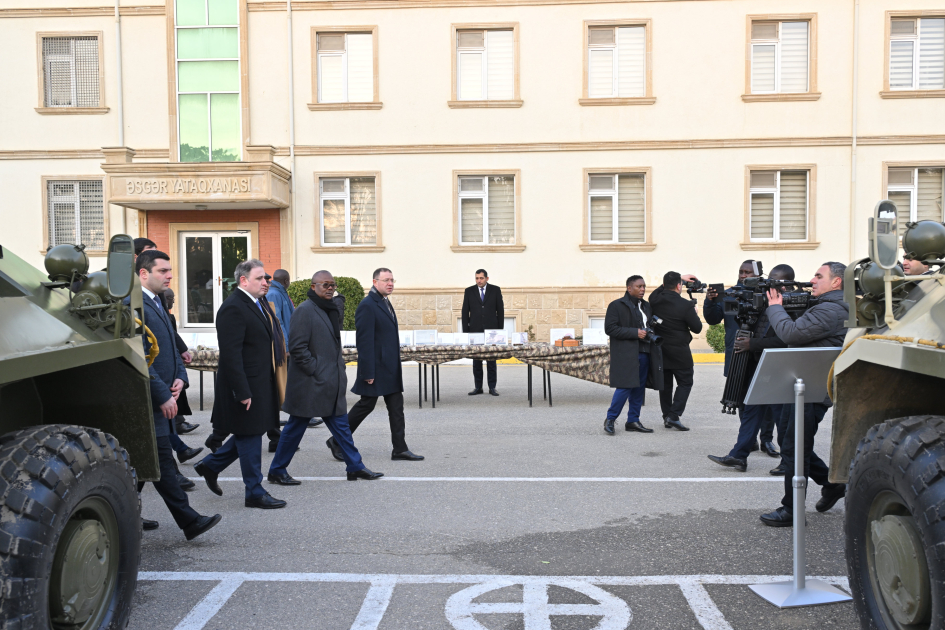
left=167, top=311, right=193, bottom=416
left=282, top=298, right=347, bottom=418
left=352, top=288, right=404, bottom=397
left=211, top=289, right=280, bottom=435
left=648, top=286, right=703, bottom=370
left=604, top=293, right=664, bottom=390
left=140, top=293, right=189, bottom=437
left=461, top=284, right=505, bottom=332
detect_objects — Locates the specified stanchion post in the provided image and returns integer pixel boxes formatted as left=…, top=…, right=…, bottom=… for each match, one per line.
left=543, top=369, right=547, bottom=400
left=436, top=364, right=440, bottom=401
left=199, top=371, right=204, bottom=411
left=418, top=363, right=422, bottom=409
left=547, top=370, right=553, bottom=407
left=431, top=364, right=435, bottom=408
left=528, top=364, right=532, bottom=407
left=424, top=364, right=428, bottom=402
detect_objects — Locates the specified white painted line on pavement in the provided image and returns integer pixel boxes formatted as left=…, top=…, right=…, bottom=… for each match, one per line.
left=350, top=577, right=396, bottom=630
left=172, top=575, right=245, bottom=630
left=187, top=476, right=782, bottom=483
left=678, top=581, right=733, bottom=630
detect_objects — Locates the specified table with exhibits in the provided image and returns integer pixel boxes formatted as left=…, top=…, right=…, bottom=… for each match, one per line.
left=188, top=343, right=611, bottom=409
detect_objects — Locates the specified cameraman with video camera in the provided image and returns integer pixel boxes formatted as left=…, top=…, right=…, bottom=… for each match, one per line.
left=759, top=262, right=848, bottom=527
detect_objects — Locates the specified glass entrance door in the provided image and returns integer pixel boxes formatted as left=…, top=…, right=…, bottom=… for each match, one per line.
left=179, top=232, right=250, bottom=327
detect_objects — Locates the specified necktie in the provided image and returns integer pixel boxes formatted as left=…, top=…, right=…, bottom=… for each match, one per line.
left=480, top=288, right=485, bottom=303
left=386, top=299, right=394, bottom=317
left=256, top=300, right=264, bottom=314
left=152, top=295, right=168, bottom=323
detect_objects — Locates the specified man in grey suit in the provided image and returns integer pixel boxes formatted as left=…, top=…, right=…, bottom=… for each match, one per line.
left=271, top=271, right=383, bottom=482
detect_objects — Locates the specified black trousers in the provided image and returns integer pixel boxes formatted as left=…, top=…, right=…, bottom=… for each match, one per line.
left=780, top=402, right=842, bottom=512
left=758, top=404, right=782, bottom=444
left=472, top=360, right=497, bottom=389
left=348, top=392, right=408, bottom=454
left=658, top=366, right=694, bottom=420
left=138, top=435, right=199, bottom=530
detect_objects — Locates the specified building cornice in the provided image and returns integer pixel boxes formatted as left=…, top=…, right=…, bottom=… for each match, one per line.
left=0, top=6, right=163, bottom=18
left=0, top=149, right=169, bottom=160
left=248, top=0, right=717, bottom=11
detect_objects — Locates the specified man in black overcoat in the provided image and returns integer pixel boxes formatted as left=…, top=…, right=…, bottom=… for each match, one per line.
left=194, top=259, right=287, bottom=509
left=648, top=271, right=703, bottom=431
left=461, top=268, right=505, bottom=395
left=603, top=275, right=664, bottom=436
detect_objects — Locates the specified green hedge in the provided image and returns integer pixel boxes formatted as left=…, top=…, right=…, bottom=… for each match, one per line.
left=706, top=323, right=726, bottom=354
left=287, top=276, right=364, bottom=330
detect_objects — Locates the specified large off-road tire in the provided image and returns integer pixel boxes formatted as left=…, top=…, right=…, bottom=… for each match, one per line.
left=0, top=425, right=141, bottom=630
left=845, top=415, right=945, bottom=630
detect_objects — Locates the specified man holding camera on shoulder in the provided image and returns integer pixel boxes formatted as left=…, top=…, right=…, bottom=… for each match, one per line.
left=759, top=262, right=848, bottom=527
left=648, top=272, right=703, bottom=431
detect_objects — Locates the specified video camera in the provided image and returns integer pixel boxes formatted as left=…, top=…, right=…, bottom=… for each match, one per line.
left=722, top=277, right=812, bottom=326
left=645, top=314, right=664, bottom=346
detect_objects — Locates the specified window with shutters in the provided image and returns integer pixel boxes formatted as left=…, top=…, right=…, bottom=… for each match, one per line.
left=316, top=175, right=382, bottom=250
left=581, top=20, right=654, bottom=106
left=744, top=16, right=819, bottom=102
left=43, top=178, right=106, bottom=251
left=452, top=171, right=523, bottom=252
left=450, top=24, right=521, bottom=108
left=885, top=16, right=945, bottom=96
left=36, top=33, right=107, bottom=114
left=310, top=27, right=380, bottom=110
left=581, top=169, right=653, bottom=251
left=748, top=170, right=809, bottom=243
left=886, top=166, right=945, bottom=232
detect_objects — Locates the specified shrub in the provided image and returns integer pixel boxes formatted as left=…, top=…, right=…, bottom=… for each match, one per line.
left=287, top=276, right=365, bottom=331
left=706, top=323, right=726, bottom=354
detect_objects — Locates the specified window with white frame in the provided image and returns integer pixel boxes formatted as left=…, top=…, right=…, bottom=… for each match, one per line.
left=456, top=30, right=514, bottom=101
left=47, top=180, right=105, bottom=250
left=587, top=26, right=645, bottom=98
left=750, top=21, right=810, bottom=94
left=42, top=36, right=100, bottom=108
left=457, top=175, right=515, bottom=245
left=889, top=18, right=945, bottom=90
left=749, top=170, right=809, bottom=242
left=587, top=173, right=646, bottom=243
left=317, top=32, right=374, bottom=103
left=319, top=177, right=377, bottom=246
left=887, top=167, right=944, bottom=233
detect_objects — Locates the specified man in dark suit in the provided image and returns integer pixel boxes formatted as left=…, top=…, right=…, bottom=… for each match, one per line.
left=333, top=267, right=424, bottom=462
left=134, top=251, right=221, bottom=540
left=648, top=271, right=703, bottom=431
left=194, top=259, right=287, bottom=509
left=461, top=269, right=504, bottom=396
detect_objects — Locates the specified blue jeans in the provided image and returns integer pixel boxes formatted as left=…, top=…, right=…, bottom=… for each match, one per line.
left=199, top=434, right=265, bottom=499
left=270, top=414, right=366, bottom=475
left=607, top=353, right=650, bottom=423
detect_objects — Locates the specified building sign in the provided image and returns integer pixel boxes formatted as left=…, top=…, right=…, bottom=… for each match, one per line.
left=124, top=177, right=253, bottom=195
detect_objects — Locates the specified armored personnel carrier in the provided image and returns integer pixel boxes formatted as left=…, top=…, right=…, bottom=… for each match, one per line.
left=0, top=235, right=157, bottom=630
left=832, top=201, right=945, bottom=629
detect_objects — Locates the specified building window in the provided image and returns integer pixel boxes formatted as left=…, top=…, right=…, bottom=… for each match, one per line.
left=319, top=176, right=378, bottom=246
left=174, top=0, right=241, bottom=162
left=748, top=170, right=809, bottom=242
left=889, top=18, right=945, bottom=91
left=887, top=167, right=945, bottom=231
left=457, top=175, right=515, bottom=245
left=46, top=180, right=105, bottom=251
left=311, top=28, right=380, bottom=109
left=38, top=34, right=105, bottom=112
left=450, top=25, right=520, bottom=107
left=750, top=21, right=809, bottom=94
left=586, top=24, right=645, bottom=99
left=587, top=173, right=645, bottom=244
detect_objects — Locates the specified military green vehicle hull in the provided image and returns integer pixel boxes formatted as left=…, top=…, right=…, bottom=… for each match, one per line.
left=0, top=238, right=157, bottom=630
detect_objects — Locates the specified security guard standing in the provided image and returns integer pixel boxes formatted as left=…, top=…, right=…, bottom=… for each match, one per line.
left=461, top=269, right=505, bottom=396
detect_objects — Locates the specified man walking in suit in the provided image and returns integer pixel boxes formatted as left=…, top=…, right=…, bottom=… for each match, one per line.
left=134, top=250, right=221, bottom=539
left=273, top=270, right=383, bottom=483
left=331, top=268, right=424, bottom=462
left=461, top=269, right=504, bottom=396
left=194, top=259, right=287, bottom=509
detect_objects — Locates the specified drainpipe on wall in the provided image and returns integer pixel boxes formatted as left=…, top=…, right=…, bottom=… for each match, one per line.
left=849, top=0, right=860, bottom=260
left=114, top=0, right=127, bottom=232
left=287, top=0, right=298, bottom=278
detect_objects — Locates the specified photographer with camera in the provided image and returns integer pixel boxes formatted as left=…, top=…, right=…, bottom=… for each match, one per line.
left=649, top=271, right=703, bottom=431
left=759, top=262, right=848, bottom=527
left=603, top=276, right=664, bottom=436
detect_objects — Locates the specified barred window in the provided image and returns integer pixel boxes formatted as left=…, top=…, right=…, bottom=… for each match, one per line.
left=42, top=36, right=100, bottom=107
left=47, top=180, right=105, bottom=250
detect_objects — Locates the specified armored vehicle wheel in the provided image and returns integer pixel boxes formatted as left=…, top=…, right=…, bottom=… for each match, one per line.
left=845, top=416, right=945, bottom=630
left=0, top=425, right=140, bottom=630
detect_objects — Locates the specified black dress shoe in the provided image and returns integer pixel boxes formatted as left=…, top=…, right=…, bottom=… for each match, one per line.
left=468, top=388, right=484, bottom=395
left=625, top=421, right=654, bottom=433
left=347, top=468, right=384, bottom=481
left=177, top=421, right=200, bottom=434
left=267, top=472, right=301, bottom=486
left=193, top=461, right=223, bottom=496
left=489, top=388, right=499, bottom=396
left=707, top=454, right=747, bottom=472
left=308, top=418, right=325, bottom=428
left=604, top=418, right=615, bottom=435
left=760, top=507, right=794, bottom=527
left=326, top=437, right=344, bottom=461
left=816, top=484, right=846, bottom=512
left=769, top=463, right=789, bottom=476
left=142, top=518, right=159, bottom=531
left=177, top=446, right=204, bottom=464
left=392, top=450, right=424, bottom=461
left=761, top=441, right=780, bottom=458
left=184, top=514, right=222, bottom=541
left=177, top=474, right=196, bottom=491
left=245, top=493, right=287, bottom=509
left=749, top=440, right=760, bottom=452
left=663, top=417, right=690, bottom=431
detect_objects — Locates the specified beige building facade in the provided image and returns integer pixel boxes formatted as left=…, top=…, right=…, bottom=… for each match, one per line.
left=1, top=0, right=944, bottom=343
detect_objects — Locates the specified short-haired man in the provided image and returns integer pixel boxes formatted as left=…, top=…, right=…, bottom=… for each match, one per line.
left=759, top=262, right=848, bottom=527
left=903, top=254, right=930, bottom=276
left=461, top=269, right=505, bottom=396
left=134, top=237, right=157, bottom=257
left=133, top=250, right=221, bottom=539
left=648, top=271, right=703, bottom=431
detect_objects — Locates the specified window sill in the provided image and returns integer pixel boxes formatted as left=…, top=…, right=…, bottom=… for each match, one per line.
left=740, top=241, right=820, bottom=251
left=880, top=90, right=945, bottom=99
left=447, top=100, right=523, bottom=109
left=580, top=243, right=656, bottom=252
left=35, top=107, right=109, bottom=115
left=450, top=245, right=526, bottom=253
left=578, top=97, right=656, bottom=106
left=310, top=245, right=385, bottom=253
left=307, top=102, right=383, bottom=111
left=741, top=93, right=821, bottom=102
